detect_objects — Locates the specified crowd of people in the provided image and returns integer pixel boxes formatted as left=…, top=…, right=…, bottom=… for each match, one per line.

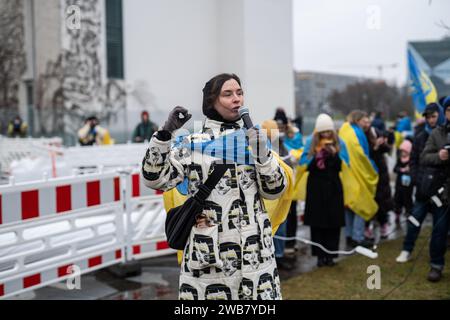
left=270, top=102, right=450, bottom=284
left=2, top=110, right=158, bottom=146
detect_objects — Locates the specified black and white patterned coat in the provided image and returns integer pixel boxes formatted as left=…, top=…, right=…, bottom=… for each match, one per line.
left=141, top=118, right=287, bottom=300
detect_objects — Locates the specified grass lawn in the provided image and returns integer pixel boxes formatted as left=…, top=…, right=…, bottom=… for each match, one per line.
left=281, top=227, right=450, bottom=300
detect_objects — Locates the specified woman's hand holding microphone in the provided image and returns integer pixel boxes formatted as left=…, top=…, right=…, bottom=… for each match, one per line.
left=247, top=127, right=270, bottom=164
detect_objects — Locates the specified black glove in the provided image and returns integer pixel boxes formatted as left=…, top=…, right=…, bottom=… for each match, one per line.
left=247, top=127, right=270, bottom=164
left=162, top=106, right=192, bottom=133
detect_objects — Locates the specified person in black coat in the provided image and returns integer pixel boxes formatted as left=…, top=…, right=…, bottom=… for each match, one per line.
left=411, top=103, right=441, bottom=200
left=371, top=111, right=386, bottom=132
left=303, top=114, right=345, bottom=267
left=366, top=126, right=394, bottom=238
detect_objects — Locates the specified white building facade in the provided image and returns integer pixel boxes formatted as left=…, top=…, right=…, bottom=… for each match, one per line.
left=10, top=0, right=294, bottom=144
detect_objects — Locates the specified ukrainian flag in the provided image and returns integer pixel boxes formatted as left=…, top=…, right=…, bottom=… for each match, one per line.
left=293, top=124, right=379, bottom=221
left=408, top=46, right=438, bottom=119
left=338, top=122, right=378, bottom=221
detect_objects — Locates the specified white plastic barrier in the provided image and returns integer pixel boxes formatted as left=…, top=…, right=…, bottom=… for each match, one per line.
left=64, top=143, right=148, bottom=172
left=0, top=169, right=173, bottom=299
left=0, top=173, right=121, bottom=225
left=0, top=172, right=125, bottom=299
left=0, top=136, right=63, bottom=175
left=124, top=169, right=174, bottom=261
left=0, top=206, right=124, bottom=299
left=129, top=170, right=158, bottom=198
left=2, top=140, right=148, bottom=182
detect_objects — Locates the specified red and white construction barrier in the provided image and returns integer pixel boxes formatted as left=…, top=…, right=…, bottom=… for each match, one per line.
left=124, top=171, right=171, bottom=260
left=0, top=248, right=123, bottom=299
left=131, top=239, right=172, bottom=260
left=0, top=173, right=121, bottom=225
left=0, top=169, right=173, bottom=299
left=130, top=172, right=163, bottom=197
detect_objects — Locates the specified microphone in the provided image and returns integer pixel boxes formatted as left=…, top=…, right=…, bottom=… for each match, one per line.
left=238, top=107, right=254, bottom=129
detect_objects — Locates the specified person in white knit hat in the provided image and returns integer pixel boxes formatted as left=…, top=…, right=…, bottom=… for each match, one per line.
left=314, top=113, right=335, bottom=133
left=303, top=113, right=345, bottom=267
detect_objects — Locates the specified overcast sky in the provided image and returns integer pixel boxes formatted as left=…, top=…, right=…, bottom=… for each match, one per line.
left=293, top=0, right=450, bottom=86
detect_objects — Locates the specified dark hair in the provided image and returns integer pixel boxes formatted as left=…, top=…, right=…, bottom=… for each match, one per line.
left=202, top=73, right=241, bottom=122
left=423, top=102, right=440, bottom=117
left=86, top=115, right=98, bottom=122
left=439, top=96, right=450, bottom=111
left=274, top=108, right=288, bottom=125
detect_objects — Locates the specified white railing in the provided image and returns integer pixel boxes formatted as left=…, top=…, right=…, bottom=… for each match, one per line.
left=124, top=168, right=173, bottom=261
left=0, top=136, right=63, bottom=176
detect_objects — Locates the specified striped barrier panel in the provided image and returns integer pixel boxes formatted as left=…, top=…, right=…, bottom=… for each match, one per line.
left=130, top=171, right=162, bottom=198
left=0, top=170, right=174, bottom=299
left=0, top=172, right=125, bottom=299
left=0, top=172, right=121, bottom=226
left=125, top=171, right=172, bottom=260
left=0, top=203, right=125, bottom=299
left=130, top=239, right=173, bottom=260
left=0, top=248, right=123, bottom=299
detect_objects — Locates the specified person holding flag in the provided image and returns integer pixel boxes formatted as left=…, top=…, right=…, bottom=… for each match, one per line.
left=338, top=110, right=379, bottom=248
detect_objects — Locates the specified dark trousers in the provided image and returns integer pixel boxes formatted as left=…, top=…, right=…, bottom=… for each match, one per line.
left=286, top=201, right=298, bottom=248
left=394, top=185, right=413, bottom=216
left=402, top=201, right=450, bottom=269
left=310, top=227, right=340, bottom=259
left=375, top=209, right=389, bottom=226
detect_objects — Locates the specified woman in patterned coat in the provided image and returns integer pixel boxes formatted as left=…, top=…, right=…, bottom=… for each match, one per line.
left=141, top=73, right=288, bottom=300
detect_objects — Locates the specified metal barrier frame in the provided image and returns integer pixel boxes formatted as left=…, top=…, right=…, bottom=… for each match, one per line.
left=124, top=171, right=174, bottom=261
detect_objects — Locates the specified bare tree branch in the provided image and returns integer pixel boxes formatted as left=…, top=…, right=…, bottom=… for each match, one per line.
left=435, top=19, right=450, bottom=31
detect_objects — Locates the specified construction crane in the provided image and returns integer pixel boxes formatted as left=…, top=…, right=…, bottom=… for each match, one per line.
left=330, top=63, right=399, bottom=79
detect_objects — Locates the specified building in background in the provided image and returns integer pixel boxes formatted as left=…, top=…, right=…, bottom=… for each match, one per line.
left=294, top=71, right=366, bottom=117
left=0, top=0, right=294, bottom=144
left=408, top=37, right=450, bottom=99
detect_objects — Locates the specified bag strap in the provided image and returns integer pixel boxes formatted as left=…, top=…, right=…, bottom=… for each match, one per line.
left=194, top=164, right=229, bottom=202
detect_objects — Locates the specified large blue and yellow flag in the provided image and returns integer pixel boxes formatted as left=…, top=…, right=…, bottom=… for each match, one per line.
left=338, top=122, right=378, bottom=221
left=408, top=46, right=438, bottom=119
left=291, top=128, right=378, bottom=221
left=292, top=134, right=349, bottom=202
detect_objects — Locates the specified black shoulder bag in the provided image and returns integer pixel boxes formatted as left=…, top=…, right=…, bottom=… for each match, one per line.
left=165, top=165, right=228, bottom=250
